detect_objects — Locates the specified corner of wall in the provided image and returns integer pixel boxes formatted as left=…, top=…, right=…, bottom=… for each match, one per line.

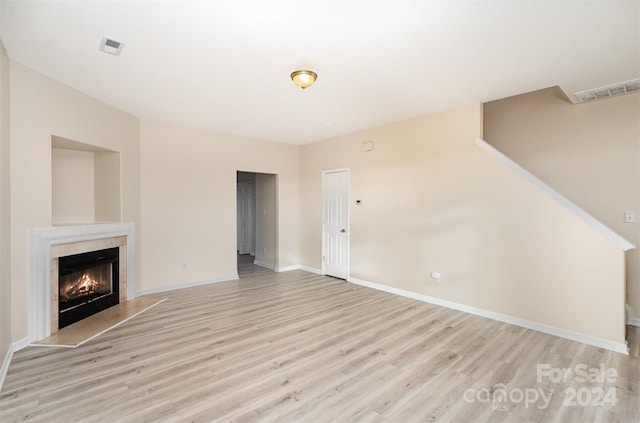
left=0, top=37, right=13, bottom=391
left=628, top=304, right=640, bottom=327
left=478, top=101, right=484, bottom=139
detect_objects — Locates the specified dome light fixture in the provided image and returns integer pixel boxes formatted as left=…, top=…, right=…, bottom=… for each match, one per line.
left=290, top=70, right=317, bottom=89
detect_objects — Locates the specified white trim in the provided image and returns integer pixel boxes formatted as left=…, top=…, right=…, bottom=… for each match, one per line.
left=299, top=265, right=322, bottom=275
left=476, top=138, right=635, bottom=251
left=0, top=337, right=30, bottom=392
left=272, top=264, right=324, bottom=275
left=29, top=223, right=136, bottom=342
left=136, top=275, right=238, bottom=296
left=348, top=276, right=629, bottom=355
left=30, top=298, right=167, bottom=349
left=630, top=318, right=640, bottom=327
left=12, top=337, right=30, bottom=352
left=276, top=265, right=300, bottom=272
left=254, top=261, right=275, bottom=271
left=251, top=261, right=299, bottom=272
left=0, top=345, right=13, bottom=392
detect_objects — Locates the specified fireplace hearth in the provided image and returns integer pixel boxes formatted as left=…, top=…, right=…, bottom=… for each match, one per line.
left=58, top=247, right=120, bottom=329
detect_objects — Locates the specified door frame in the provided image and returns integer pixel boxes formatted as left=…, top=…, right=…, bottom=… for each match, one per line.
left=321, top=168, right=350, bottom=278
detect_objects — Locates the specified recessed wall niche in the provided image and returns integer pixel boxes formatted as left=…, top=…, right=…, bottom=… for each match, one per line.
left=51, top=135, right=121, bottom=225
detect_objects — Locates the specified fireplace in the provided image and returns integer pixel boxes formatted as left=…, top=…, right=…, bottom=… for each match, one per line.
left=29, top=223, right=133, bottom=341
left=58, top=247, right=120, bottom=329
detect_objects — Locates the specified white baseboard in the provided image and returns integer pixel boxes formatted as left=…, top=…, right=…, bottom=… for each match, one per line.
left=276, top=265, right=300, bottom=272
left=348, top=276, right=629, bottom=355
left=247, top=261, right=322, bottom=275
left=252, top=263, right=322, bottom=274
left=251, top=263, right=320, bottom=273
left=13, top=337, right=30, bottom=352
left=0, top=344, right=13, bottom=392
left=136, top=275, right=239, bottom=296
left=299, top=265, right=322, bottom=275
left=252, top=262, right=310, bottom=273
left=254, top=261, right=275, bottom=271
left=1, top=336, right=30, bottom=392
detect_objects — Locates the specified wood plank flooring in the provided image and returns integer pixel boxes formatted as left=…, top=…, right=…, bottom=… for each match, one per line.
left=1, top=262, right=639, bottom=422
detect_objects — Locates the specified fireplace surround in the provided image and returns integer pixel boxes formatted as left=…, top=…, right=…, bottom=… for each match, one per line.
left=29, top=223, right=135, bottom=342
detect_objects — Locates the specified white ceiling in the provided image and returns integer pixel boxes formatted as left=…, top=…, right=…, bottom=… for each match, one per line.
left=1, top=1, right=638, bottom=145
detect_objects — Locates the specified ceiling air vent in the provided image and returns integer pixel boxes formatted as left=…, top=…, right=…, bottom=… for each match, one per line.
left=99, top=36, right=124, bottom=56
left=573, top=78, right=640, bottom=103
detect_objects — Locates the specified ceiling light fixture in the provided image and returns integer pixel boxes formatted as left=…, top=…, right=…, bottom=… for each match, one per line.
left=290, top=70, right=317, bottom=89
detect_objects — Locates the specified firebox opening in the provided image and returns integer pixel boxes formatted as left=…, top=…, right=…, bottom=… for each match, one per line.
left=58, top=246, right=120, bottom=329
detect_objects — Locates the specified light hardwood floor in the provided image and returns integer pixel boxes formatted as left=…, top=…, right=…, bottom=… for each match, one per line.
left=1, top=262, right=639, bottom=422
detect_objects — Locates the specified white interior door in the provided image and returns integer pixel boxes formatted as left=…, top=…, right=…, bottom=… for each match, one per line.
left=237, top=181, right=253, bottom=255
left=323, top=170, right=349, bottom=279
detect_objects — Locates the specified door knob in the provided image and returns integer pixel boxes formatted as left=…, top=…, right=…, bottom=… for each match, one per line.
left=340, top=229, right=346, bottom=233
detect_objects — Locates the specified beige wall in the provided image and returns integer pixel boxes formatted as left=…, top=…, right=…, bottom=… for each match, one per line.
left=139, top=120, right=299, bottom=291
left=51, top=148, right=122, bottom=225
left=483, top=88, right=640, bottom=315
left=300, top=103, right=626, bottom=343
left=52, top=148, right=95, bottom=224
left=94, top=151, right=122, bottom=223
left=9, top=62, right=140, bottom=342
left=255, top=173, right=277, bottom=267
left=0, top=41, right=11, bottom=366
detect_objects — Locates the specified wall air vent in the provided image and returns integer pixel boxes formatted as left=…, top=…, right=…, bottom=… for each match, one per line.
left=573, top=78, right=640, bottom=103
left=99, top=36, right=124, bottom=56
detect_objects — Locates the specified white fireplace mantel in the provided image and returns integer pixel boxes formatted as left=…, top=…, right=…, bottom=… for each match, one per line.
left=29, top=222, right=135, bottom=342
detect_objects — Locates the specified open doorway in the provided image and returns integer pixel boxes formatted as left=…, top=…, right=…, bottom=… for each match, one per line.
left=237, top=171, right=277, bottom=272
left=237, top=172, right=255, bottom=257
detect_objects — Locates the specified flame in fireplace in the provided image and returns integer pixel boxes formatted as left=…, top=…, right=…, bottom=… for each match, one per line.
left=63, top=273, right=99, bottom=300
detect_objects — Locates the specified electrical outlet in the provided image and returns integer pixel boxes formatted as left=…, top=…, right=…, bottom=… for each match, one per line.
left=430, top=271, right=441, bottom=283
left=625, top=211, right=636, bottom=223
